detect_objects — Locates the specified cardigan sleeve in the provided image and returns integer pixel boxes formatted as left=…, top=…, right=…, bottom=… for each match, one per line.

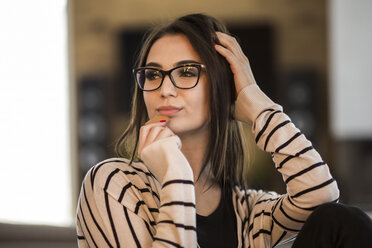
left=234, top=84, right=340, bottom=247
left=76, top=140, right=197, bottom=248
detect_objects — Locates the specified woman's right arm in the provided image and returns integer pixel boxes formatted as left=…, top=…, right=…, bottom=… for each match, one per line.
left=76, top=124, right=197, bottom=247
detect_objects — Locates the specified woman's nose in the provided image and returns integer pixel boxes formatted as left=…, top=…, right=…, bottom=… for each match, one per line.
left=160, top=75, right=178, bottom=97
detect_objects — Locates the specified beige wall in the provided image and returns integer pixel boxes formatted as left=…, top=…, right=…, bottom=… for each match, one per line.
left=70, top=0, right=329, bottom=150
left=69, top=0, right=372, bottom=210
left=71, top=0, right=328, bottom=78
left=69, top=0, right=329, bottom=197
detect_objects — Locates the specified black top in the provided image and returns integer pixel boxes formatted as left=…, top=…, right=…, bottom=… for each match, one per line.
left=196, top=187, right=238, bottom=248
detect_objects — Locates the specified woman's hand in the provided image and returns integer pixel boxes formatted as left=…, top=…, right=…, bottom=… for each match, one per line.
left=138, top=121, right=187, bottom=184
left=214, top=31, right=257, bottom=95
left=138, top=121, right=178, bottom=157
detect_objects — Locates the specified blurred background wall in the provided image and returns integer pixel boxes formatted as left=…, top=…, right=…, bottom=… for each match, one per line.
left=0, top=0, right=371, bottom=247
left=72, top=0, right=331, bottom=192
left=71, top=0, right=372, bottom=208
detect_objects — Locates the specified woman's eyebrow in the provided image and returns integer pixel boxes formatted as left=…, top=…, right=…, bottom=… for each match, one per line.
left=145, top=62, right=161, bottom=67
left=145, top=60, right=201, bottom=68
left=174, top=60, right=202, bottom=66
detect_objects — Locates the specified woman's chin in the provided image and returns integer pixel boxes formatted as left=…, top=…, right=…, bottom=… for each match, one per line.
left=167, top=122, right=180, bottom=134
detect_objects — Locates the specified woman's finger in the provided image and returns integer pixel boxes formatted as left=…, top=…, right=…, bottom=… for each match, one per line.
left=138, top=126, right=149, bottom=156
left=214, top=34, right=257, bottom=94
left=138, top=122, right=166, bottom=156
left=214, top=44, right=240, bottom=73
left=144, top=126, right=166, bottom=147
left=155, top=126, right=175, bottom=141
left=215, top=32, right=248, bottom=62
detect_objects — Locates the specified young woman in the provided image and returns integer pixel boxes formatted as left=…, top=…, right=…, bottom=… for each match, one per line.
left=76, top=14, right=372, bottom=248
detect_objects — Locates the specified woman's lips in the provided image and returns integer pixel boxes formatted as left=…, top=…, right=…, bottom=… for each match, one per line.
left=157, top=106, right=182, bottom=116
left=158, top=108, right=181, bottom=116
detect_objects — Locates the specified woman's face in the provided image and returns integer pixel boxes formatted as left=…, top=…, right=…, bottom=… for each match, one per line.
left=143, top=34, right=210, bottom=137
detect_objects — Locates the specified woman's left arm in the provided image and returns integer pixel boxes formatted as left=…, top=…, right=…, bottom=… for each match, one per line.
left=215, top=32, right=340, bottom=241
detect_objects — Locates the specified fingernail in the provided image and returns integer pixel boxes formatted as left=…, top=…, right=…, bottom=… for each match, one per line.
left=159, top=120, right=166, bottom=123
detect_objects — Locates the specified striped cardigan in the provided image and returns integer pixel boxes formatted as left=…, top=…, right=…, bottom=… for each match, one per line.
left=76, top=84, right=339, bottom=247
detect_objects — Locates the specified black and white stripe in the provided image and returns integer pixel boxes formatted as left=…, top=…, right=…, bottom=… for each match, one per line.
left=76, top=91, right=339, bottom=247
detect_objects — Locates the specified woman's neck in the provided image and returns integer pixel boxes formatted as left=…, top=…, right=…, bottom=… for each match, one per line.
left=179, top=131, right=208, bottom=182
left=178, top=129, right=221, bottom=215
left=177, top=120, right=213, bottom=180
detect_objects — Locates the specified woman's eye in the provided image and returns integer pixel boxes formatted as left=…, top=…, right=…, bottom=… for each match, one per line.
left=145, top=71, right=161, bottom=80
left=180, top=66, right=197, bottom=77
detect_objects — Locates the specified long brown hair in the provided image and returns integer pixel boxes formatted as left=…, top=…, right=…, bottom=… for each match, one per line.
left=116, top=13, right=250, bottom=190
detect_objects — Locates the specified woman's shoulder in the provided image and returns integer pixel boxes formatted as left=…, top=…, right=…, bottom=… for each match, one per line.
left=83, top=157, right=160, bottom=196
left=79, top=157, right=161, bottom=223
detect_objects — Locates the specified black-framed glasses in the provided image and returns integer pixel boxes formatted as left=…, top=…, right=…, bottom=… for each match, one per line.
left=133, top=64, right=205, bottom=91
